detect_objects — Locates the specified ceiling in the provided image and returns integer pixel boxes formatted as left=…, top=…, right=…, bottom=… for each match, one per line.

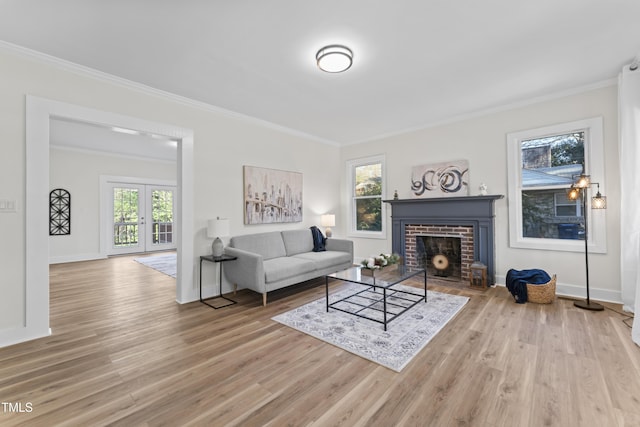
left=2, top=1, right=639, bottom=146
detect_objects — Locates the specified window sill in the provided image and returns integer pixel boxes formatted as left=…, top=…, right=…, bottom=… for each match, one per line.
left=510, top=236, right=606, bottom=254
left=347, top=230, right=387, bottom=240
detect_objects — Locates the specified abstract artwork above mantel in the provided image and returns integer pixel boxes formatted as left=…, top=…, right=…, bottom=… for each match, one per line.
left=243, top=165, right=303, bottom=224
left=410, top=160, right=469, bottom=198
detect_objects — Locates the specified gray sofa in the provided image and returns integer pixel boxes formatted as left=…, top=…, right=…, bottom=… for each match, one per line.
left=223, top=229, right=353, bottom=306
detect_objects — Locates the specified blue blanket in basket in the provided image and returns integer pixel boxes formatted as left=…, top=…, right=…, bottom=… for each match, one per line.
left=506, top=269, right=551, bottom=304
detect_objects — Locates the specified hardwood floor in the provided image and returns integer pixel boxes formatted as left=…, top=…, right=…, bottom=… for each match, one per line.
left=1, top=255, right=639, bottom=426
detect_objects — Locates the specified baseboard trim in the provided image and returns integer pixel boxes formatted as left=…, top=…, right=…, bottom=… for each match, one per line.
left=0, top=326, right=51, bottom=349
left=495, top=274, right=622, bottom=304
left=49, top=253, right=107, bottom=264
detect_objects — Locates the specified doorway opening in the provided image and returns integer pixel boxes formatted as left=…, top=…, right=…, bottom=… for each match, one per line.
left=24, top=96, right=195, bottom=345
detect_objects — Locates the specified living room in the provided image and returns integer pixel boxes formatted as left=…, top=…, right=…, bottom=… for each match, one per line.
left=1, top=2, right=640, bottom=425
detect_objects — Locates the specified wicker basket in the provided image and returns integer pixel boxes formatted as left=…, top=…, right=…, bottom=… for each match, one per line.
left=526, top=274, right=556, bottom=304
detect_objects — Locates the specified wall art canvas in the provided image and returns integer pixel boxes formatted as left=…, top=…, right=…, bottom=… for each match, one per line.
left=411, top=160, right=469, bottom=198
left=244, top=166, right=303, bottom=224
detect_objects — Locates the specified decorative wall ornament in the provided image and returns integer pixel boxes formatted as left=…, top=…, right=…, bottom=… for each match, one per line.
left=243, top=166, right=303, bottom=224
left=411, top=160, right=469, bottom=198
left=49, top=188, right=71, bottom=235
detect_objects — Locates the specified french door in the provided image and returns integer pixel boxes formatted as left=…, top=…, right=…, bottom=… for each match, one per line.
left=107, top=183, right=176, bottom=255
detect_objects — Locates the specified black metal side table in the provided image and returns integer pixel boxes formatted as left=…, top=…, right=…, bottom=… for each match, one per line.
left=199, top=254, right=238, bottom=309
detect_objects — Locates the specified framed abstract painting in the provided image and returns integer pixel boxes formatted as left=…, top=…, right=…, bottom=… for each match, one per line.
left=410, top=160, right=469, bottom=198
left=243, top=166, right=303, bottom=224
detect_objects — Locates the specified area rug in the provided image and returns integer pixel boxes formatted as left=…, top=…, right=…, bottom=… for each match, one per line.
left=133, top=253, right=177, bottom=278
left=272, top=284, right=469, bottom=372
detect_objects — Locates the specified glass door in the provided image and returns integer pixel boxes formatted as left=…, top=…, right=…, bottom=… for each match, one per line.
left=107, top=183, right=176, bottom=255
left=146, top=186, right=175, bottom=251
left=109, top=184, right=145, bottom=255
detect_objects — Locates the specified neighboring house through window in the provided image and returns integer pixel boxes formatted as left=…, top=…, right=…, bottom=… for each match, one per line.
left=347, top=155, right=386, bottom=238
left=507, top=117, right=606, bottom=253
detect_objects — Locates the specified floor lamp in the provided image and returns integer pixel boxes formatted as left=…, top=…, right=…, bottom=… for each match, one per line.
left=567, top=173, right=606, bottom=311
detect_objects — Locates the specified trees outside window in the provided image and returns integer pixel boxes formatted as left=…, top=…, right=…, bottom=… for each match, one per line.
left=347, top=155, right=386, bottom=238
left=520, top=131, right=584, bottom=239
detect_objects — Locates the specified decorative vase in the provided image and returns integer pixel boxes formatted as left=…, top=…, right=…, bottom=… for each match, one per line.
left=212, top=237, right=224, bottom=257
left=361, top=267, right=376, bottom=277
left=361, top=263, right=398, bottom=277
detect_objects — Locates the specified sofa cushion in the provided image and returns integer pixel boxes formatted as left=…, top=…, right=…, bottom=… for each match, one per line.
left=263, top=257, right=316, bottom=283
left=230, top=231, right=286, bottom=260
left=292, top=251, right=353, bottom=270
left=281, top=229, right=314, bottom=256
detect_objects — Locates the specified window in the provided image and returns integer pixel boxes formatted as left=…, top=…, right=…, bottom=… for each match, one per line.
left=554, top=192, right=580, bottom=217
left=507, top=117, right=606, bottom=253
left=520, top=131, right=584, bottom=238
left=347, top=155, right=386, bottom=238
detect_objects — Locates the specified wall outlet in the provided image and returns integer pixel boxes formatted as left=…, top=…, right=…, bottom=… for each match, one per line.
left=0, top=200, right=17, bottom=212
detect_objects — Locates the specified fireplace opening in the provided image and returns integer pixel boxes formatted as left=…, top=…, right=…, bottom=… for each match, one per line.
left=416, top=235, right=462, bottom=279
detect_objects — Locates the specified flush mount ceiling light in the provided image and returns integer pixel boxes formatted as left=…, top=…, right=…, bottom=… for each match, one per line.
left=316, top=45, right=353, bottom=73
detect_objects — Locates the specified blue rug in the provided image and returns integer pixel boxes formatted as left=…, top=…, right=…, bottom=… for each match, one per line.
left=133, top=253, right=177, bottom=278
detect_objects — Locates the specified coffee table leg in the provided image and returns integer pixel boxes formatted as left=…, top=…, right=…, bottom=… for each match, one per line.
left=383, top=288, right=387, bottom=331
left=325, top=276, right=329, bottom=312
left=424, top=269, right=427, bottom=302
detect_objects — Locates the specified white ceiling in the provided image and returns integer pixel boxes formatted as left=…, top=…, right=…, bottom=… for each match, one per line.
left=2, top=1, right=639, bottom=146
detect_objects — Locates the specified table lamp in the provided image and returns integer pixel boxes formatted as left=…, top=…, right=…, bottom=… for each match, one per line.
left=207, top=217, right=230, bottom=257
left=321, top=214, right=335, bottom=238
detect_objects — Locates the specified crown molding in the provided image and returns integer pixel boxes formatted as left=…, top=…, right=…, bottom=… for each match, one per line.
left=0, top=40, right=340, bottom=147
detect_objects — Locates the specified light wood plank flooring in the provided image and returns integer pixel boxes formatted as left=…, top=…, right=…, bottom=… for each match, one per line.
left=1, top=255, right=639, bottom=426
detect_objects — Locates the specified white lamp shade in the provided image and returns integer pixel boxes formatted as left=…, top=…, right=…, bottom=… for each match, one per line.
left=207, top=218, right=230, bottom=238
left=321, top=214, right=336, bottom=227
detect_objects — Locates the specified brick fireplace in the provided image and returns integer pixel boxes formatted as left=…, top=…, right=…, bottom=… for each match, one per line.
left=385, top=195, right=502, bottom=285
left=408, top=225, right=474, bottom=280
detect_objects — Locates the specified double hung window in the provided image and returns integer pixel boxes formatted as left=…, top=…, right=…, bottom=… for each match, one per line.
left=347, top=155, right=386, bottom=238
left=507, top=117, right=606, bottom=252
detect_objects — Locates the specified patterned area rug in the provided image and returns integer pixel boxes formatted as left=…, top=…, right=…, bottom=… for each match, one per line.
left=133, top=253, right=177, bottom=278
left=272, top=284, right=469, bottom=372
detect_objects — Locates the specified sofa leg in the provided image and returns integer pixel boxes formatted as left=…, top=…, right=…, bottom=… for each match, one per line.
left=263, top=293, right=267, bottom=306
left=233, top=283, right=237, bottom=296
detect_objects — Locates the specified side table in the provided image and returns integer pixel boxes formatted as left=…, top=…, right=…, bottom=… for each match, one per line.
left=199, top=254, right=238, bottom=309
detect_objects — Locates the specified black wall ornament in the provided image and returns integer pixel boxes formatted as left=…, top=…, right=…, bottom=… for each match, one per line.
left=49, top=188, right=71, bottom=235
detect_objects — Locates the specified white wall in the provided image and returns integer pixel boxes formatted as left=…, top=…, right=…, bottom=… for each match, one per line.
left=49, top=147, right=177, bottom=263
left=340, top=85, right=621, bottom=303
left=0, top=41, right=621, bottom=348
left=0, top=47, right=341, bottom=346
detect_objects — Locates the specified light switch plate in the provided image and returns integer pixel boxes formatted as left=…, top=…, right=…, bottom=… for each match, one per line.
left=0, top=199, right=17, bottom=212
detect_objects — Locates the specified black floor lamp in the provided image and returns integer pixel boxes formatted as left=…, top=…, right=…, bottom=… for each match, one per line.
left=567, top=173, right=606, bottom=311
